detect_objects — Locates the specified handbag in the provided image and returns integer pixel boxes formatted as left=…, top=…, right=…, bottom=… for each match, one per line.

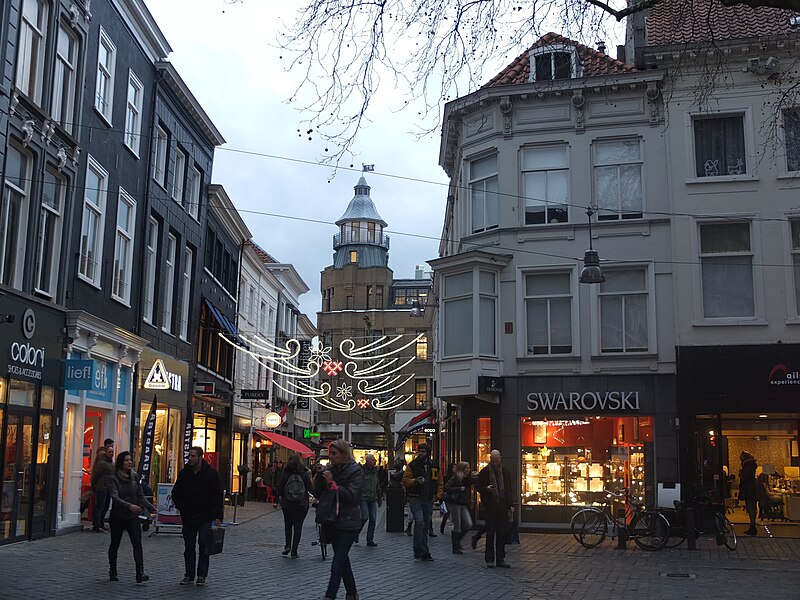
left=315, top=488, right=339, bottom=525
left=203, top=525, right=225, bottom=556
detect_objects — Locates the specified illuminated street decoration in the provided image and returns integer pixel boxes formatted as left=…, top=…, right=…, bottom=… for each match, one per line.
left=219, top=332, right=424, bottom=411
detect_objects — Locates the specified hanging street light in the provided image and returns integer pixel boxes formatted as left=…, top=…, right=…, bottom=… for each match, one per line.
left=579, top=205, right=605, bottom=284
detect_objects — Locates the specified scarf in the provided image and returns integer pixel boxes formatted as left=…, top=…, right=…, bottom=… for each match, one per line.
left=489, top=465, right=504, bottom=503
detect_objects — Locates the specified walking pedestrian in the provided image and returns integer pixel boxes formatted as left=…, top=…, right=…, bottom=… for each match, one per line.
left=274, top=460, right=285, bottom=509
left=402, top=443, right=443, bottom=561
left=444, top=461, right=476, bottom=554
left=276, top=452, right=313, bottom=558
left=476, top=450, right=514, bottom=568
left=172, top=446, right=224, bottom=586
left=322, top=439, right=364, bottom=600
left=357, top=453, right=383, bottom=546
left=106, top=451, right=156, bottom=583
left=440, top=464, right=457, bottom=534
left=739, top=451, right=758, bottom=535
left=90, top=439, right=115, bottom=532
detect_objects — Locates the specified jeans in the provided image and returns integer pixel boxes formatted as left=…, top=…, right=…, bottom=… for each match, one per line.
left=325, top=528, right=358, bottom=599
left=108, top=514, right=144, bottom=575
left=449, top=503, right=472, bottom=534
left=282, top=505, right=309, bottom=553
left=182, top=521, right=212, bottom=578
left=484, top=505, right=509, bottom=564
left=359, top=500, right=378, bottom=543
left=93, top=490, right=110, bottom=529
left=408, top=498, right=433, bottom=557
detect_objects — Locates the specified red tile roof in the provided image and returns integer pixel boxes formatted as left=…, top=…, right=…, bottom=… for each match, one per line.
left=646, top=0, right=797, bottom=45
left=246, top=239, right=279, bottom=264
left=483, top=32, right=636, bottom=88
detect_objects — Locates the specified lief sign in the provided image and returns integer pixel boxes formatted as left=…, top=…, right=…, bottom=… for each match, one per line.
left=64, top=359, right=99, bottom=391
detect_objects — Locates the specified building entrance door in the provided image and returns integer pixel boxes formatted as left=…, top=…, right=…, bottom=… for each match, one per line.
left=1, top=411, right=34, bottom=544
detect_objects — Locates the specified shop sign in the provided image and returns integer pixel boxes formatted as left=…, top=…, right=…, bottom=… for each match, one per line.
left=479, top=376, right=504, bottom=394
left=143, top=359, right=182, bottom=391
left=194, top=398, right=226, bottom=416
left=303, top=428, right=321, bottom=439
left=240, top=389, right=268, bottom=400
left=767, top=364, right=800, bottom=387
left=8, top=341, right=45, bottom=380
left=264, top=412, right=282, bottom=428
left=194, top=381, right=215, bottom=395
left=297, top=399, right=310, bottom=410
left=65, top=359, right=98, bottom=391
left=526, top=391, right=640, bottom=412
left=422, top=426, right=437, bottom=434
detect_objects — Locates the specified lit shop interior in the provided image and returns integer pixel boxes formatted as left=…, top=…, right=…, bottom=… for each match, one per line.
left=519, top=416, right=653, bottom=523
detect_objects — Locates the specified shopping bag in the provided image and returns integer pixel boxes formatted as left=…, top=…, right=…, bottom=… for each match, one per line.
left=505, top=516, right=520, bottom=545
left=203, top=525, right=225, bottom=556
left=439, top=501, right=448, bottom=516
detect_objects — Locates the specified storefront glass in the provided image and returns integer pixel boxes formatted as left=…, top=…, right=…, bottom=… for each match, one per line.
left=477, top=417, right=491, bottom=471
left=520, top=416, right=652, bottom=519
left=193, top=415, right=218, bottom=469
left=232, top=432, right=244, bottom=493
left=138, top=405, right=182, bottom=490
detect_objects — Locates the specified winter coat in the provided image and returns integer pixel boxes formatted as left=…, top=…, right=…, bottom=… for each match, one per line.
left=107, top=469, right=156, bottom=520
left=402, top=458, right=444, bottom=501
left=361, top=466, right=383, bottom=502
left=276, top=464, right=313, bottom=507
left=476, top=464, right=514, bottom=511
left=738, top=456, right=757, bottom=502
left=444, top=474, right=475, bottom=506
left=172, top=460, right=224, bottom=525
left=327, top=461, right=363, bottom=531
left=90, top=455, right=114, bottom=492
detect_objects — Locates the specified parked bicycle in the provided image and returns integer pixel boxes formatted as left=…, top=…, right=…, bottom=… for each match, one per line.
left=573, top=488, right=670, bottom=551
left=310, top=522, right=328, bottom=559
left=659, top=495, right=737, bottom=550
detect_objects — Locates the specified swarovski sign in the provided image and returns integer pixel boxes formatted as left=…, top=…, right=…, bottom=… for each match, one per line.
left=526, top=391, right=640, bottom=412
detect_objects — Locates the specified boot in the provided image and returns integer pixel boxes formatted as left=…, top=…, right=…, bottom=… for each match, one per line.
left=405, top=521, right=412, bottom=536
left=471, top=532, right=480, bottom=549
left=109, top=563, right=119, bottom=582
left=451, top=531, right=463, bottom=554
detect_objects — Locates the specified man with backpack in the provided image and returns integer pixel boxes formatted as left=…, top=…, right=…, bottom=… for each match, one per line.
left=276, top=453, right=313, bottom=558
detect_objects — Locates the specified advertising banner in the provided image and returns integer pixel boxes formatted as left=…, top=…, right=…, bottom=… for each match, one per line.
left=155, top=483, right=181, bottom=526
left=138, top=397, right=157, bottom=482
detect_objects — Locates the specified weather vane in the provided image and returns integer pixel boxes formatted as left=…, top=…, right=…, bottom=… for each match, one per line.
left=362, top=164, right=375, bottom=172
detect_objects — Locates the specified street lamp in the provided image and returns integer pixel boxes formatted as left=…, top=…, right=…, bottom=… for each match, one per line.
left=579, top=205, right=605, bottom=284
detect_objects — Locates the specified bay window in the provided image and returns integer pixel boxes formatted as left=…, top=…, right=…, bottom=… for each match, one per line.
left=442, top=269, right=497, bottom=357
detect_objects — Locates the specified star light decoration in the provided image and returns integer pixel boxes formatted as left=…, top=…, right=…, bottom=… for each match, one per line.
left=219, top=331, right=424, bottom=412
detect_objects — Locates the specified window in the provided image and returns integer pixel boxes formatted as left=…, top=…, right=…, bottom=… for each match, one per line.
left=153, top=125, right=168, bottom=185
left=16, top=0, right=48, bottom=103
left=163, top=233, right=177, bottom=333
left=124, top=70, right=143, bottom=154
left=376, top=285, right=384, bottom=308
left=142, top=216, right=158, bottom=323
left=470, top=155, right=499, bottom=233
left=785, top=109, right=800, bottom=172
left=594, top=140, right=642, bottom=220
left=479, top=271, right=497, bottom=355
left=179, top=247, right=193, bottom=340
left=529, top=46, right=579, bottom=82
left=699, top=222, right=754, bottom=318
left=416, top=333, right=428, bottom=360
left=172, top=147, right=186, bottom=203
left=790, top=221, right=800, bottom=316
left=94, top=28, right=116, bottom=123
left=522, top=145, right=568, bottom=224
left=693, top=115, right=746, bottom=177
left=443, top=272, right=473, bottom=356
left=1, top=144, right=31, bottom=287
left=52, top=21, right=78, bottom=132
left=598, top=270, right=648, bottom=353
left=78, top=157, right=108, bottom=286
left=35, top=168, right=64, bottom=295
left=259, top=301, right=267, bottom=332
left=525, top=272, right=572, bottom=355
left=415, top=379, right=428, bottom=409
left=187, top=165, right=202, bottom=219
left=349, top=250, right=358, bottom=264
left=112, top=189, right=136, bottom=303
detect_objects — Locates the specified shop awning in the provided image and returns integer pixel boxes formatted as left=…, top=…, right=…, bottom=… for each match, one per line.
left=204, top=299, right=248, bottom=348
left=254, top=430, right=315, bottom=457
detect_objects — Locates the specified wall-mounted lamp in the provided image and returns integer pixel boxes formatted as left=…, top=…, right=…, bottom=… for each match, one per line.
left=255, top=440, right=262, bottom=449
left=579, top=205, right=605, bottom=284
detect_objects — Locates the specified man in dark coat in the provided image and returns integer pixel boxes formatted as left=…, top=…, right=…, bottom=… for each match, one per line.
left=172, top=446, right=224, bottom=586
left=402, top=443, right=443, bottom=560
left=90, top=438, right=115, bottom=532
left=738, top=451, right=758, bottom=535
left=476, top=449, right=514, bottom=568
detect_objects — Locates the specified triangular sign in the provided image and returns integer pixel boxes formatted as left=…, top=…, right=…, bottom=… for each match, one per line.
left=143, top=359, right=171, bottom=390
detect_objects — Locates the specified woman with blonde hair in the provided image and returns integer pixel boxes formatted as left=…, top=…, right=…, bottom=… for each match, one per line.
left=443, top=461, right=476, bottom=554
left=321, top=439, right=363, bottom=600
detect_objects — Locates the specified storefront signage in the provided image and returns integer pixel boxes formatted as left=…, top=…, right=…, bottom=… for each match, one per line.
left=143, top=359, right=182, bottom=391
left=423, top=426, right=437, bottom=434
left=479, top=376, right=504, bottom=394
left=526, top=391, right=640, bottom=412
left=64, top=359, right=98, bottom=390
left=264, top=412, right=282, bottom=428
left=8, top=341, right=45, bottom=380
left=767, top=364, right=800, bottom=387
left=194, top=398, right=226, bottom=417
left=183, top=414, right=193, bottom=464
left=303, top=428, right=321, bottom=439
left=240, top=389, right=268, bottom=400
left=194, top=381, right=215, bottom=395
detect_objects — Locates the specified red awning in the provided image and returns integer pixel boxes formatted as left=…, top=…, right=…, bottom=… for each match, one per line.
left=254, top=430, right=315, bottom=457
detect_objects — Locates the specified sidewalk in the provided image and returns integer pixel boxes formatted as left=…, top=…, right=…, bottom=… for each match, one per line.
left=0, top=501, right=798, bottom=599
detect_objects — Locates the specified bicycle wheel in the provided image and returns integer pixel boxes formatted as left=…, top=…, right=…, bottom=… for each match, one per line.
left=659, top=508, right=686, bottom=548
left=579, top=511, right=608, bottom=548
left=570, top=509, right=600, bottom=545
left=715, top=514, right=737, bottom=550
left=630, top=510, right=670, bottom=551
left=317, top=524, right=328, bottom=560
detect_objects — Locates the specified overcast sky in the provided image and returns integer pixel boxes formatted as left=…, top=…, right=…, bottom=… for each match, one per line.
left=143, top=0, right=454, bottom=321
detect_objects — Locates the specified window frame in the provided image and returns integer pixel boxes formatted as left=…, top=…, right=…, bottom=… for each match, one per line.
left=179, top=246, right=193, bottom=341
left=415, top=379, right=429, bottom=409
left=780, top=108, right=800, bottom=175
left=162, top=233, right=177, bottom=334
left=172, top=146, right=186, bottom=204
left=152, top=125, right=168, bottom=186
left=52, top=19, right=78, bottom=133
left=441, top=268, right=498, bottom=358
left=528, top=44, right=581, bottom=83
left=468, top=153, right=499, bottom=234
left=111, top=188, right=136, bottom=305
left=187, top=165, right=202, bottom=220
left=521, top=144, right=570, bottom=225
left=686, top=109, right=754, bottom=182
left=1, top=142, right=32, bottom=288
left=16, top=0, right=48, bottom=104
left=77, top=156, right=108, bottom=288
left=142, top=216, right=158, bottom=324
left=592, top=138, right=644, bottom=221
left=520, top=268, right=577, bottom=357
left=124, top=69, right=144, bottom=156
left=34, top=166, right=65, bottom=297
left=94, top=27, right=116, bottom=125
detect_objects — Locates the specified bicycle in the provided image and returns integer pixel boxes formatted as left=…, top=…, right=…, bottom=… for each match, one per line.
left=311, top=522, right=328, bottom=559
left=570, top=489, right=627, bottom=544
left=659, top=495, right=737, bottom=550
left=576, top=488, right=670, bottom=551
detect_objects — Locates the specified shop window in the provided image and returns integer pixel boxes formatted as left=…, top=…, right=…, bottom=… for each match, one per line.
left=232, top=432, right=244, bottom=493
left=139, top=404, right=182, bottom=489
left=699, top=221, right=754, bottom=318
left=192, top=415, right=218, bottom=454
left=477, top=417, right=492, bottom=471
left=520, top=416, right=652, bottom=513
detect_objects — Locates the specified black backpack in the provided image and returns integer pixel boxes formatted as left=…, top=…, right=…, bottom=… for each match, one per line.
left=284, top=473, right=306, bottom=503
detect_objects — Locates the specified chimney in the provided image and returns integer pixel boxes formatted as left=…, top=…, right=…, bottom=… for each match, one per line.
left=617, top=45, right=626, bottom=63
left=597, top=40, right=606, bottom=54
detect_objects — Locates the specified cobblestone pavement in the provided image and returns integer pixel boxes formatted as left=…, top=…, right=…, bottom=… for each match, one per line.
left=0, top=502, right=798, bottom=600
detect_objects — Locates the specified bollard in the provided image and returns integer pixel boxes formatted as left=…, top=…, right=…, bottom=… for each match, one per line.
left=685, top=507, right=697, bottom=550
left=231, top=492, right=239, bottom=525
left=385, top=485, right=405, bottom=532
left=616, top=507, right=627, bottom=550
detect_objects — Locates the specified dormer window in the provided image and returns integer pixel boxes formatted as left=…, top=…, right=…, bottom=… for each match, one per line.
left=529, top=45, right=581, bottom=82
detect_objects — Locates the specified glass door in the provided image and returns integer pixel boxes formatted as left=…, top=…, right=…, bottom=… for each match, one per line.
left=1, top=411, right=34, bottom=543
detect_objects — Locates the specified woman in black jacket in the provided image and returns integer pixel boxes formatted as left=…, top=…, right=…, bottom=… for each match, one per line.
left=444, top=461, right=476, bottom=554
left=107, top=451, right=156, bottom=583
left=322, top=439, right=363, bottom=600
left=276, top=452, right=313, bottom=557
